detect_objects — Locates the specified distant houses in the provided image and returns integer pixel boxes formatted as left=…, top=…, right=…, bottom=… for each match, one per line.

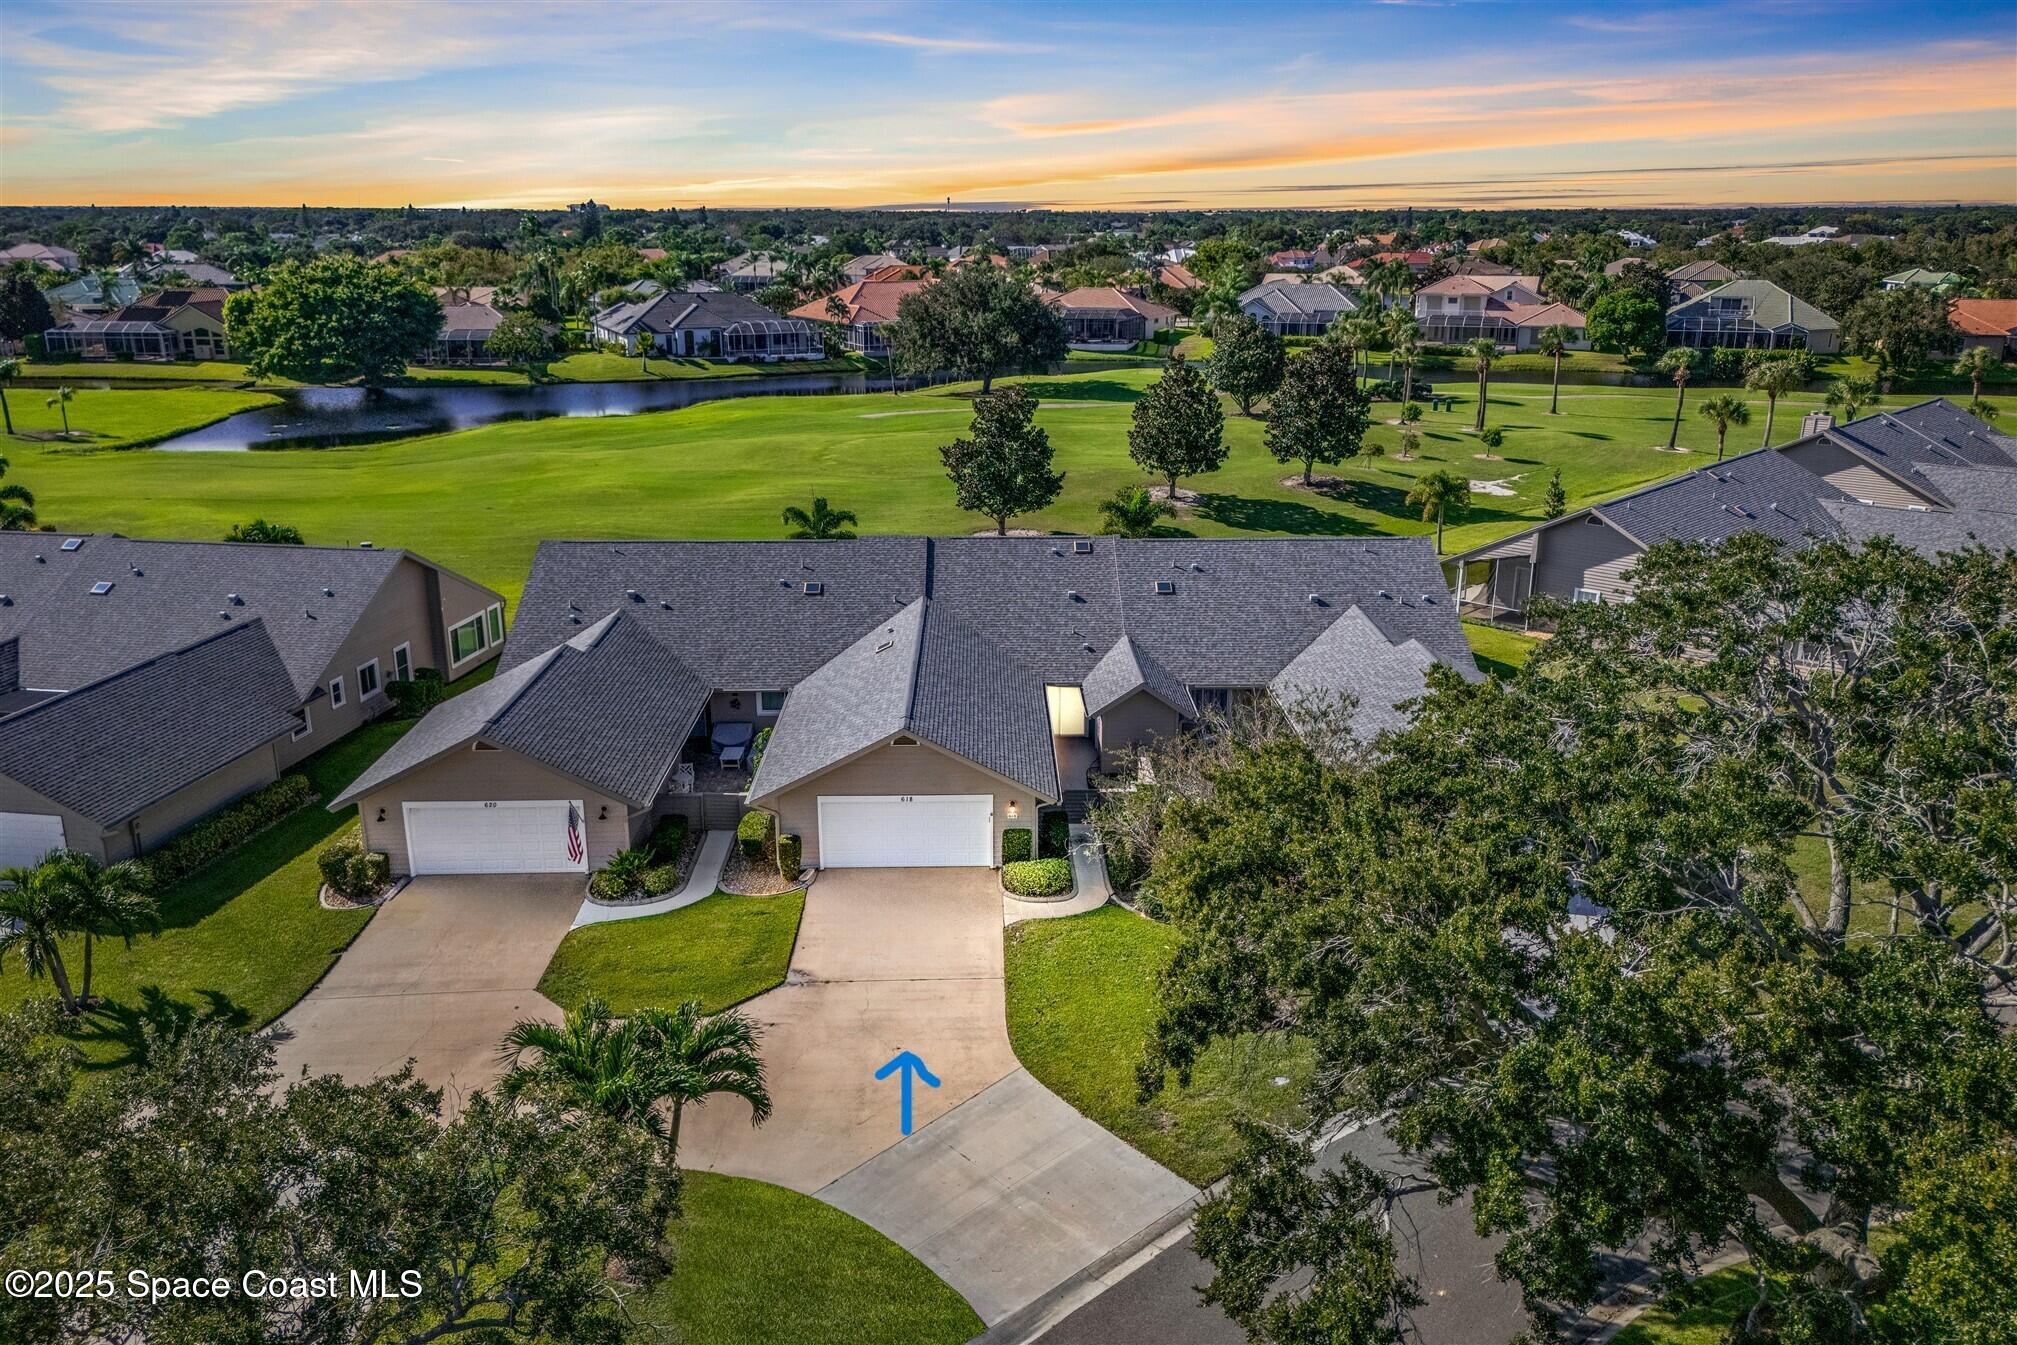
left=1947, top=299, right=2017, bottom=359
left=1411, top=275, right=1587, bottom=350
left=43, top=287, right=233, bottom=360
left=1238, top=280, right=1358, bottom=337
left=590, top=288, right=822, bottom=362
left=790, top=277, right=928, bottom=355
left=0, top=241, right=79, bottom=272
left=717, top=252, right=793, bottom=292
left=1665, top=278, right=1840, bottom=354
left=1882, top=267, right=1962, bottom=291
left=1049, top=287, right=1177, bottom=349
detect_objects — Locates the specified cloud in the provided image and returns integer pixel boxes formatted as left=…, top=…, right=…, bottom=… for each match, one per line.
left=846, top=29, right=1048, bottom=53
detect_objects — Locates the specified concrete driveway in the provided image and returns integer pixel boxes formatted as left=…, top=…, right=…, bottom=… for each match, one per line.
left=679, top=868, right=1198, bottom=1326
left=269, top=876, right=577, bottom=1103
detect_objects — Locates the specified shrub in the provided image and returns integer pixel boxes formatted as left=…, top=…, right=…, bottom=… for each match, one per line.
left=1361, top=377, right=1404, bottom=402
left=640, top=863, right=682, bottom=896
left=750, top=726, right=772, bottom=772
left=1002, top=827, right=1034, bottom=863
left=148, top=774, right=317, bottom=886
left=386, top=668, right=447, bottom=718
left=645, top=814, right=689, bottom=863
left=777, top=832, right=802, bottom=877
left=1103, top=838, right=1146, bottom=894
left=589, top=847, right=651, bottom=900
left=1002, top=858, right=1072, bottom=898
left=737, top=809, right=773, bottom=860
left=316, top=836, right=391, bottom=901
left=1039, top=810, right=1071, bottom=860
left=1479, top=425, right=1505, bottom=449
left=1708, top=347, right=1747, bottom=382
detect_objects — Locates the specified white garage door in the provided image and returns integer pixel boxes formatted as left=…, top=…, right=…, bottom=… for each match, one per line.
left=816, top=794, right=992, bottom=868
left=403, top=800, right=588, bottom=875
left=0, top=812, right=66, bottom=870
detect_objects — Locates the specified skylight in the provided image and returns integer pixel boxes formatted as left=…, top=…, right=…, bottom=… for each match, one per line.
left=89, top=581, right=114, bottom=595
left=61, top=538, right=83, bottom=551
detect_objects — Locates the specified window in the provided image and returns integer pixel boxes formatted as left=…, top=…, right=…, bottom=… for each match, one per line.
left=292, top=704, right=313, bottom=741
left=329, top=676, right=346, bottom=708
left=486, top=604, right=504, bottom=644
left=1572, top=588, right=1603, bottom=605
left=1045, top=685, right=1087, bottom=737
left=450, top=614, right=487, bottom=664
left=357, top=659, right=380, bottom=698
left=392, top=643, right=412, bottom=682
left=758, top=690, right=787, bottom=715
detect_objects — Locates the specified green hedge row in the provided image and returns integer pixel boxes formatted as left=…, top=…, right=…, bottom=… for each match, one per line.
left=737, top=810, right=773, bottom=859
left=1039, top=811, right=1071, bottom=859
left=777, top=832, right=802, bottom=877
left=1002, top=858, right=1073, bottom=898
left=148, top=774, right=318, bottom=886
left=1002, top=827, right=1034, bottom=862
left=317, top=836, right=391, bottom=902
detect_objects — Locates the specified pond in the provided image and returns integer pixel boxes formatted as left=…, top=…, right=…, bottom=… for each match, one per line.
left=154, top=370, right=897, bottom=450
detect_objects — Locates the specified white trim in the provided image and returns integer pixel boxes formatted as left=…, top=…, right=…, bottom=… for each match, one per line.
left=816, top=793, right=994, bottom=869
left=401, top=798, right=589, bottom=875
left=329, top=675, right=346, bottom=709
left=392, top=642, right=412, bottom=682
left=1572, top=587, right=1603, bottom=604
left=292, top=703, right=313, bottom=741
left=448, top=611, right=490, bottom=667
left=357, top=657, right=382, bottom=699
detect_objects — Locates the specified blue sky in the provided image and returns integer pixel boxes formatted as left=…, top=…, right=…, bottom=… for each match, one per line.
left=2, top=0, right=2012, bottom=209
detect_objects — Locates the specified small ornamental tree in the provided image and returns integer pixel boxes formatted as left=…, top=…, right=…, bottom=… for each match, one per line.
left=940, top=385, right=1064, bottom=535
left=1543, top=467, right=1566, bottom=518
left=1264, top=338, right=1370, bottom=485
left=225, top=255, right=443, bottom=385
left=1208, top=311, right=1285, bottom=415
left=486, top=310, right=553, bottom=373
left=225, top=518, right=304, bottom=544
left=889, top=264, right=1069, bottom=392
left=1585, top=288, right=1666, bottom=359
left=1128, top=352, right=1227, bottom=501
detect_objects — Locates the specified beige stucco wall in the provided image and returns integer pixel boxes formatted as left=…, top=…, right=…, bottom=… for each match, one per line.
left=1094, top=693, right=1183, bottom=772
left=1, top=737, right=281, bottom=864
left=1533, top=515, right=1644, bottom=604
left=762, top=739, right=1037, bottom=867
left=1780, top=439, right=1937, bottom=510
left=0, top=774, right=114, bottom=864
left=351, top=744, right=638, bottom=877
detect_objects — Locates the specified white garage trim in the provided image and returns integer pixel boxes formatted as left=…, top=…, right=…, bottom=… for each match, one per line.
left=403, top=799, right=588, bottom=875
left=816, top=794, right=992, bottom=869
left=0, top=812, right=67, bottom=871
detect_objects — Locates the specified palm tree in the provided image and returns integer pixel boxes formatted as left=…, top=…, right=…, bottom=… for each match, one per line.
left=500, top=997, right=668, bottom=1134
left=1968, top=398, right=2000, bottom=425
left=0, top=454, right=33, bottom=531
left=1406, top=470, right=1470, bottom=554
left=1953, top=346, right=1997, bottom=402
left=781, top=496, right=858, bottom=540
left=0, top=862, right=80, bottom=1014
left=630, top=1000, right=772, bottom=1161
left=1466, top=338, right=1497, bottom=432
left=45, top=386, right=75, bottom=439
left=1697, top=394, right=1752, bottom=462
left=1657, top=348, right=1699, bottom=449
left=1744, top=358, right=1804, bottom=447
left=1537, top=325, right=1570, bottom=414
left=1391, top=329, right=1420, bottom=403
left=1098, top=485, right=1170, bottom=538
left=0, top=355, right=19, bottom=435
left=1341, top=314, right=1381, bottom=380
left=1381, top=308, right=1416, bottom=381
left=1826, top=375, right=1879, bottom=423
left=39, top=851, right=154, bottom=1005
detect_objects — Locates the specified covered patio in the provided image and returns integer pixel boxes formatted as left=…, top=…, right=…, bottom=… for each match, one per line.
left=41, top=319, right=178, bottom=359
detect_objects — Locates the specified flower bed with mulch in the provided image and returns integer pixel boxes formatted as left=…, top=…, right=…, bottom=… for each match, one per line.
left=719, top=847, right=801, bottom=896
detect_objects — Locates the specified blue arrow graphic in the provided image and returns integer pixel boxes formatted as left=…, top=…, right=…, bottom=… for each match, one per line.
left=875, top=1050, right=941, bottom=1136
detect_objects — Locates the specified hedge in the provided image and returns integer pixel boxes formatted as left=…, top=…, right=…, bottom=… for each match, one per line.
left=1002, top=858, right=1072, bottom=898
left=737, top=809, right=773, bottom=860
left=385, top=668, right=446, bottom=718
left=1039, top=811, right=1071, bottom=860
left=148, top=773, right=318, bottom=886
left=1002, top=827, right=1034, bottom=863
left=645, top=814, right=689, bottom=863
left=317, top=836, right=391, bottom=902
left=777, top=832, right=802, bottom=877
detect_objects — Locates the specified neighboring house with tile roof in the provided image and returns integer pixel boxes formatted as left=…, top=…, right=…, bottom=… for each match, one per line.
left=1238, top=280, right=1359, bottom=336
left=1049, top=287, right=1177, bottom=349
left=790, top=277, right=929, bottom=355
left=1881, top=268, right=1961, bottom=291
left=43, top=287, right=234, bottom=360
left=1665, top=278, right=1840, bottom=353
left=337, top=536, right=1480, bottom=876
left=1947, top=298, right=2017, bottom=358
left=589, top=288, right=821, bottom=362
left=1267, top=249, right=1317, bottom=271
left=0, top=535, right=503, bottom=869
left=842, top=252, right=909, bottom=283
left=1153, top=262, right=1202, bottom=292
left=1411, top=275, right=1587, bottom=349
left=1446, top=400, right=2016, bottom=626
left=0, top=241, right=78, bottom=272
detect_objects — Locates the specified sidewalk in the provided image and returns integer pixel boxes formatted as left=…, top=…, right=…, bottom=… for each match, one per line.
left=1003, top=825, right=1112, bottom=926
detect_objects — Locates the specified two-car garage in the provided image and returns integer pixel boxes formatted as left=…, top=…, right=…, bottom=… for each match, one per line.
left=402, top=800, right=590, bottom=875
left=814, top=794, right=994, bottom=869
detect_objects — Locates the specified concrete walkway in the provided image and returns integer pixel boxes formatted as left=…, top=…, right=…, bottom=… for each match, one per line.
left=570, top=828, right=733, bottom=928
left=1003, top=824, right=1111, bottom=926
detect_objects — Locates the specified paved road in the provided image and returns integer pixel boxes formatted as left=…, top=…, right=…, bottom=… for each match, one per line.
left=1034, top=1126, right=1529, bottom=1345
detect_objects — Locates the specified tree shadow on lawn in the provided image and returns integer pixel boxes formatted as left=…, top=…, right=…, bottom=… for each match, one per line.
left=148, top=806, right=351, bottom=933
left=1195, top=491, right=1387, bottom=535
left=1001, top=376, right=1144, bottom=404
left=70, top=985, right=253, bottom=1072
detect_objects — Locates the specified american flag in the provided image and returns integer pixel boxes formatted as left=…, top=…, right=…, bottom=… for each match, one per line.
left=565, top=803, right=585, bottom=864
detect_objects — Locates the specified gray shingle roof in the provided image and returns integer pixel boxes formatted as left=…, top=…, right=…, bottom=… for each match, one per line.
left=1593, top=447, right=1852, bottom=549
left=1270, top=605, right=1440, bottom=743
left=746, top=598, right=1057, bottom=803
left=1665, top=278, right=1838, bottom=332
left=333, top=612, right=707, bottom=809
left=591, top=289, right=805, bottom=336
left=0, top=620, right=302, bottom=826
left=1238, top=281, right=1358, bottom=318
left=0, top=535, right=483, bottom=700
left=1822, top=463, right=2017, bottom=558
left=1815, top=399, right=2017, bottom=505
left=1081, top=634, right=1196, bottom=718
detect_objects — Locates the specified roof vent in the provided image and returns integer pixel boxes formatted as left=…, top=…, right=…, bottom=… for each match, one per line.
left=227, top=593, right=243, bottom=605
left=304, top=608, right=316, bottom=620
left=218, top=610, right=230, bottom=619
left=129, top=566, right=143, bottom=576
left=1153, top=579, right=1176, bottom=595
left=358, top=541, right=373, bottom=549
left=1377, top=589, right=1392, bottom=600
left=1073, top=540, right=1093, bottom=554
left=1066, top=589, right=1083, bottom=602
left=33, top=554, right=44, bottom=563
left=660, top=600, right=673, bottom=610
left=625, top=588, right=642, bottom=602
left=89, top=581, right=114, bottom=595
left=1307, top=593, right=1326, bottom=606
left=803, top=580, right=824, bottom=595
left=0, top=595, right=11, bottom=606
left=321, top=586, right=334, bottom=597
left=1189, top=562, right=1203, bottom=573
left=1420, top=593, right=1437, bottom=604
left=61, top=538, right=83, bottom=551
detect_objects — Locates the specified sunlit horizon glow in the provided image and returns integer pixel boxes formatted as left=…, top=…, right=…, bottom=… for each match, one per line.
left=2, top=0, right=2013, bottom=212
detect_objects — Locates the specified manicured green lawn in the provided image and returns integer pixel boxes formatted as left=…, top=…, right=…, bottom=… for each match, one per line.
left=3, top=384, right=279, bottom=451
left=15, top=357, right=284, bottom=387
left=0, top=720, right=404, bottom=1069
left=1463, top=620, right=1544, bottom=677
left=1004, top=904, right=1313, bottom=1186
left=398, top=352, right=873, bottom=386
left=538, top=891, right=805, bottom=1016
left=1611, top=1265, right=1757, bottom=1345
left=15, top=369, right=1972, bottom=606
left=632, top=1170, right=981, bottom=1345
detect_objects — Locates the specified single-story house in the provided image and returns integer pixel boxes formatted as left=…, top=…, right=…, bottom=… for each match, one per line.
left=42, top=287, right=233, bottom=360
left=1881, top=268, right=1961, bottom=291
left=0, top=535, right=503, bottom=869
left=1823, top=462, right=2017, bottom=558
left=414, top=289, right=543, bottom=365
left=1050, top=287, right=1177, bottom=349
left=1447, top=400, right=2016, bottom=625
left=0, top=242, right=79, bottom=272
left=590, top=289, right=822, bottom=362
left=1665, top=279, right=1839, bottom=354
left=1948, top=298, right=2017, bottom=358
left=1154, top=263, right=1202, bottom=292
left=789, top=277, right=928, bottom=355
left=1412, top=276, right=1586, bottom=349
left=842, top=252, right=909, bottom=283
left=334, top=536, right=1480, bottom=877
left=718, top=252, right=792, bottom=291
left=1238, top=280, right=1359, bottom=337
